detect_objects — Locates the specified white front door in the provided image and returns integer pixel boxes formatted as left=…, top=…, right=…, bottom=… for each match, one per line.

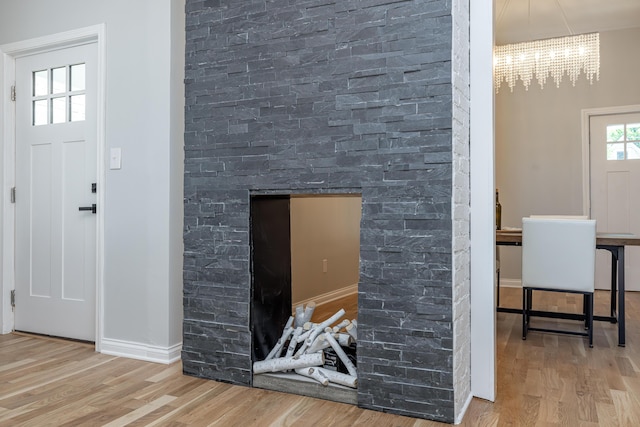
left=589, top=112, right=640, bottom=291
left=14, top=42, right=97, bottom=341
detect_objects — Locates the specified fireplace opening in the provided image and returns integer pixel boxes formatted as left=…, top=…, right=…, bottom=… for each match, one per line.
left=250, top=194, right=361, bottom=404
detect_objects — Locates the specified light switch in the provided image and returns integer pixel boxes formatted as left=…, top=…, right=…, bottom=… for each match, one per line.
left=110, top=147, right=122, bottom=170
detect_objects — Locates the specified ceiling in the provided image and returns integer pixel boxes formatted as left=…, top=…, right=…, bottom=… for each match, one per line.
left=495, top=0, right=640, bottom=44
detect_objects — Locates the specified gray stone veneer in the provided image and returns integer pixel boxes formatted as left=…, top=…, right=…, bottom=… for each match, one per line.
left=183, top=0, right=458, bottom=422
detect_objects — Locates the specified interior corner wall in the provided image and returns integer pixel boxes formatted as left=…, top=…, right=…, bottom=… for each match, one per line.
left=469, top=0, right=496, bottom=404
left=0, top=0, right=184, bottom=358
left=496, top=27, right=640, bottom=282
left=0, top=54, right=5, bottom=333
left=169, top=0, right=187, bottom=350
left=451, top=0, right=472, bottom=421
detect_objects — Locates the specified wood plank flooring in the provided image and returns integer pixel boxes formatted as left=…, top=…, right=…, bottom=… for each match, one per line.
left=309, top=294, right=358, bottom=324
left=1, top=289, right=639, bottom=426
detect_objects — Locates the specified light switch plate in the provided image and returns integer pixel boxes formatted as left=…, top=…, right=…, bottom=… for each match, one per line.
left=110, top=147, right=122, bottom=170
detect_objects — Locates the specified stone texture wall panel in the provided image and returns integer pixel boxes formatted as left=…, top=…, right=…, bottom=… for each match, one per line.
left=183, top=0, right=461, bottom=422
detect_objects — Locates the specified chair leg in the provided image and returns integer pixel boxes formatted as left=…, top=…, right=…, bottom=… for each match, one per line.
left=588, top=293, right=594, bottom=348
left=497, top=269, right=501, bottom=307
left=522, top=287, right=527, bottom=340
left=583, top=294, right=588, bottom=329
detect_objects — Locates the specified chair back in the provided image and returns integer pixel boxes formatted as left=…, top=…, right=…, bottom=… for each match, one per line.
left=529, top=215, right=589, bottom=220
left=522, top=218, right=596, bottom=293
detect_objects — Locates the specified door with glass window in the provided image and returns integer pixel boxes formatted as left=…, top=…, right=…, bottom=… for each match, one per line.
left=590, top=112, right=640, bottom=291
left=14, top=42, right=97, bottom=341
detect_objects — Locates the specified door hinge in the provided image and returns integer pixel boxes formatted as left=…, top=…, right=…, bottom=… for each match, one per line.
left=10, top=187, right=15, bottom=203
left=10, top=85, right=16, bottom=102
left=10, top=290, right=15, bottom=310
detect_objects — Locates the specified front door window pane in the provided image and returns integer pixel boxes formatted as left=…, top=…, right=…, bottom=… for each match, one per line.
left=33, top=70, right=48, bottom=96
left=51, top=67, right=66, bottom=94
left=31, top=62, right=86, bottom=126
left=607, top=125, right=624, bottom=142
left=628, top=142, right=640, bottom=160
left=51, top=97, right=66, bottom=124
left=607, top=143, right=624, bottom=161
left=33, top=100, right=48, bottom=126
left=70, top=64, right=86, bottom=91
left=627, top=123, right=640, bottom=141
left=70, top=95, right=85, bottom=122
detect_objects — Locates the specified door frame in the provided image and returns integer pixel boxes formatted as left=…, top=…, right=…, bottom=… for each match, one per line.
left=0, top=25, right=106, bottom=350
left=581, top=104, right=640, bottom=216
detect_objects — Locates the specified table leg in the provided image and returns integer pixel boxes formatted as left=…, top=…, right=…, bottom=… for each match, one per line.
left=610, top=250, right=617, bottom=319
left=618, top=247, right=625, bottom=347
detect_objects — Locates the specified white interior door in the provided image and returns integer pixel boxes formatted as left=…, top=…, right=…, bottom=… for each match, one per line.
left=14, top=42, right=97, bottom=341
left=590, top=112, right=640, bottom=291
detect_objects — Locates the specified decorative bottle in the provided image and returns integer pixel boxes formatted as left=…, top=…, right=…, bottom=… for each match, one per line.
left=495, top=189, right=502, bottom=230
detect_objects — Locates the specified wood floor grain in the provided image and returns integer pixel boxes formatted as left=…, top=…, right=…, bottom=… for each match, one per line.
left=309, top=294, right=358, bottom=324
left=1, top=289, right=639, bottom=426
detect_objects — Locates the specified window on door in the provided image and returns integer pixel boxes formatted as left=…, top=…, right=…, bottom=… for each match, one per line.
left=32, top=63, right=86, bottom=126
left=606, top=122, right=640, bottom=160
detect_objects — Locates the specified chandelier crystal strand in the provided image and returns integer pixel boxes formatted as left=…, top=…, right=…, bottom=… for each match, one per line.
left=494, top=33, right=600, bottom=93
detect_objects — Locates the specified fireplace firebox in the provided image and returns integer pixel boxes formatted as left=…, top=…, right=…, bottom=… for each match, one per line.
left=249, top=194, right=361, bottom=403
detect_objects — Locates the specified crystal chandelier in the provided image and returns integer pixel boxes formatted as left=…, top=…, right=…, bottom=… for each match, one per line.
left=494, top=33, right=600, bottom=93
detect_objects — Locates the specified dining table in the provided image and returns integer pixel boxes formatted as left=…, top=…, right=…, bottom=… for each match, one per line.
left=496, top=229, right=640, bottom=346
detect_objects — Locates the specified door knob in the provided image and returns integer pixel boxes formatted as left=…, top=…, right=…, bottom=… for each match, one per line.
left=79, top=204, right=97, bottom=214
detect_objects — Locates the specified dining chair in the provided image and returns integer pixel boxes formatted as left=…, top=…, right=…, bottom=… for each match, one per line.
left=521, top=217, right=597, bottom=347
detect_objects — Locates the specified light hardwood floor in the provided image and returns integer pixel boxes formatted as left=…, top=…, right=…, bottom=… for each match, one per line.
left=1, top=289, right=639, bottom=426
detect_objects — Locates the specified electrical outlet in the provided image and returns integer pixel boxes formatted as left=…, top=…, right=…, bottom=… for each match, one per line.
left=322, top=259, right=328, bottom=273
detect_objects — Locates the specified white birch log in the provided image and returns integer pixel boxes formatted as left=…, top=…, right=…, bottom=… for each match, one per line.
left=253, top=353, right=324, bottom=374
left=265, top=316, right=295, bottom=360
left=294, top=304, right=305, bottom=328
left=293, top=340, right=309, bottom=357
left=324, top=328, right=357, bottom=377
left=293, top=320, right=320, bottom=356
left=266, top=326, right=294, bottom=360
left=297, top=325, right=313, bottom=343
left=294, top=367, right=329, bottom=386
left=316, top=367, right=358, bottom=388
left=285, top=326, right=304, bottom=357
left=293, top=328, right=312, bottom=356
left=318, top=308, right=346, bottom=330
left=285, top=315, right=295, bottom=329
left=345, top=322, right=357, bottom=341
left=351, top=319, right=357, bottom=327
left=303, top=321, right=316, bottom=330
left=301, top=302, right=316, bottom=324
left=307, top=309, right=345, bottom=345
left=332, top=319, right=351, bottom=333
left=307, top=334, right=330, bottom=353
left=334, top=333, right=353, bottom=347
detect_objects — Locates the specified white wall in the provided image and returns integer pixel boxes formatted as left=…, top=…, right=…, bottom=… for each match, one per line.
left=470, top=0, right=496, bottom=404
left=0, top=52, right=5, bottom=332
left=496, top=27, right=640, bottom=282
left=290, top=196, right=361, bottom=305
left=169, top=0, right=186, bottom=350
left=0, top=0, right=185, bottom=360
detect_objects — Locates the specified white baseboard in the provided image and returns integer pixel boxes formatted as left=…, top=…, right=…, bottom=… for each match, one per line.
left=455, top=392, right=474, bottom=425
left=293, top=284, right=358, bottom=311
left=101, top=338, right=182, bottom=364
left=498, top=278, right=521, bottom=288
